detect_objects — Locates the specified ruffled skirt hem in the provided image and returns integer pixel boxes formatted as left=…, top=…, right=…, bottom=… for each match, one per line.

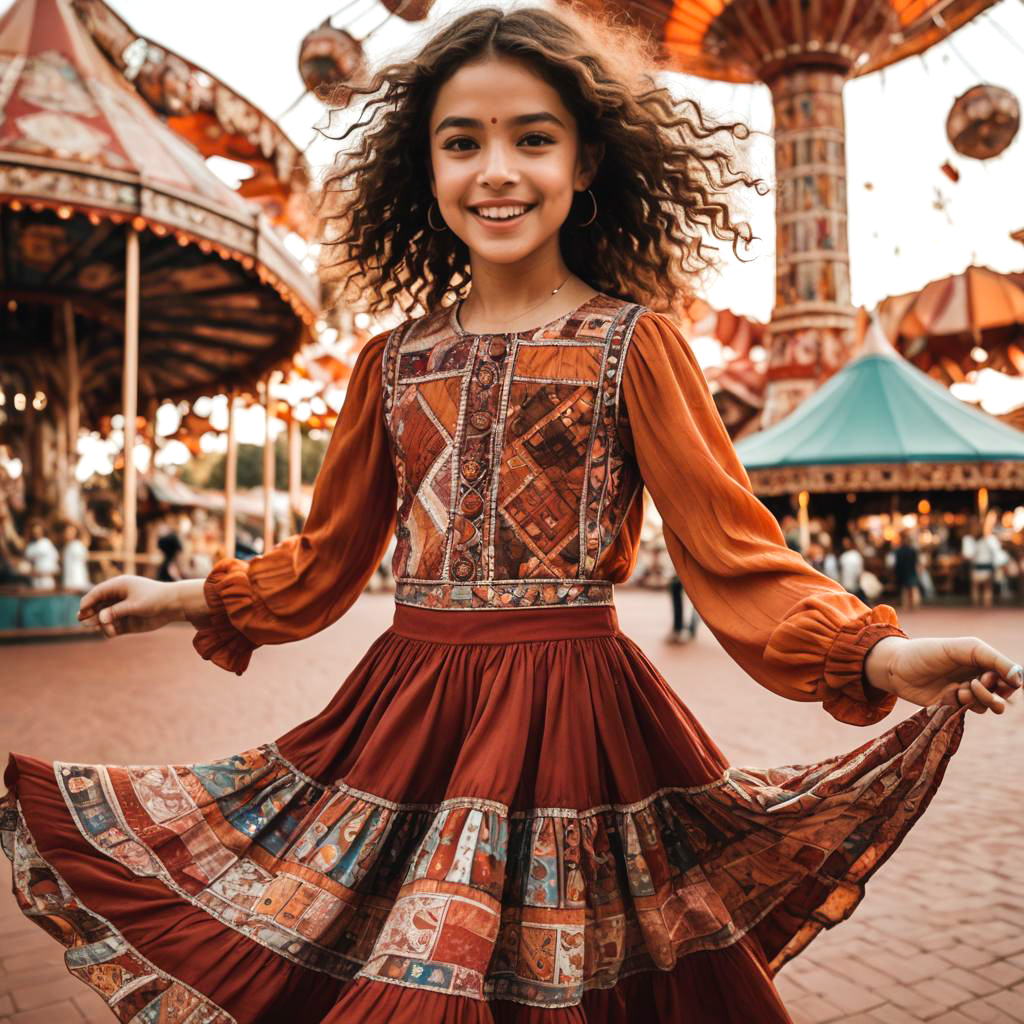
left=1, top=605, right=966, bottom=1022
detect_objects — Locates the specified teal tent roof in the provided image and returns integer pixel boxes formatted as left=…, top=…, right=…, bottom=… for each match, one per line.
left=735, top=320, right=1024, bottom=471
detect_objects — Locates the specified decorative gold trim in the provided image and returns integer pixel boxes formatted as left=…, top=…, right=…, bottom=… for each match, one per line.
left=747, top=460, right=1024, bottom=496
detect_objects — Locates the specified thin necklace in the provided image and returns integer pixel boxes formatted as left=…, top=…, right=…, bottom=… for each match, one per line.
left=461, top=273, right=573, bottom=334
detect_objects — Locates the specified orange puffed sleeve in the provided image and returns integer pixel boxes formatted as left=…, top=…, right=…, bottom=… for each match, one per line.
left=188, top=330, right=398, bottom=675
left=620, top=311, right=906, bottom=725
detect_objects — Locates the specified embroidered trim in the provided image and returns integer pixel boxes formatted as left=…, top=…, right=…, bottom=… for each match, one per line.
left=0, top=796, right=237, bottom=1022
left=15, top=704, right=964, bottom=1007
left=382, top=294, right=647, bottom=609
left=394, top=578, right=616, bottom=610
left=612, top=304, right=649, bottom=428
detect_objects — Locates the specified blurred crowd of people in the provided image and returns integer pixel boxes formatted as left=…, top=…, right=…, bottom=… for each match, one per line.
left=795, top=513, right=1022, bottom=610
left=0, top=492, right=230, bottom=595
left=641, top=507, right=1024, bottom=645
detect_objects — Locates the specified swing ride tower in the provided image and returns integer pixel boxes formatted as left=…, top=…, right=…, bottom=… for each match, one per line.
left=575, top=0, right=997, bottom=426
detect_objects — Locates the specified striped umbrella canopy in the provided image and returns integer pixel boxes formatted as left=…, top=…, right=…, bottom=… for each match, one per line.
left=877, top=266, right=1024, bottom=384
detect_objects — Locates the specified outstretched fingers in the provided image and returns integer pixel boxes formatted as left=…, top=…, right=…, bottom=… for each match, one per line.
left=78, top=578, right=135, bottom=638
left=948, top=662, right=1021, bottom=715
left=963, top=636, right=1023, bottom=693
left=78, top=576, right=128, bottom=619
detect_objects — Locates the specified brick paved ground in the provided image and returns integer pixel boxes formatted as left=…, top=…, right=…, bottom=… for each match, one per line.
left=1, top=588, right=1021, bottom=1023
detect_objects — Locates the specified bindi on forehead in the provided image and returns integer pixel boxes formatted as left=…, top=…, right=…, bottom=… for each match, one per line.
left=491, top=117, right=497, bottom=124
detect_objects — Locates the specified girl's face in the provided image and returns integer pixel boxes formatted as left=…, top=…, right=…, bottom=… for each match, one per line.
left=428, top=55, right=597, bottom=269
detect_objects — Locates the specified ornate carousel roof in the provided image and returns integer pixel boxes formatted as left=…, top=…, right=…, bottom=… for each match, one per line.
left=0, top=0, right=318, bottom=417
left=71, top=0, right=314, bottom=238
left=734, top=318, right=1024, bottom=494
left=580, top=0, right=998, bottom=83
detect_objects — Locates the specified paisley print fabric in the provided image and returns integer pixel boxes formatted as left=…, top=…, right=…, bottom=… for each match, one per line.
left=0, top=802, right=234, bottom=1022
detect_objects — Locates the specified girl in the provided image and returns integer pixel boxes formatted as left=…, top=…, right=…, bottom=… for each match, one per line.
left=3, top=7, right=1020, bottom=1022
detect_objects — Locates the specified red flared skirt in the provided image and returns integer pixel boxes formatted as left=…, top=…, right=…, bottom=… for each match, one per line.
left=2, top=603, right=965, bottom=1023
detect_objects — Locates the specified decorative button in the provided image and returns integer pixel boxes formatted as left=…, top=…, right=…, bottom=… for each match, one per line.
left=461, top=458, right=482, bottom=480
left=478, top=366, right=496, bottom=387
left=489, top=339, right=507, bottom=359
left=587, top=537, right=600, bottom=552
left=607, top=355, right=618, bottom=365
left=462, top=493, right=483, bottom=516
left=453, top=558, right=475, bottom=580
left=605, top=367, right=616, bottom=379
left=470, top=411, right=492, bottom=431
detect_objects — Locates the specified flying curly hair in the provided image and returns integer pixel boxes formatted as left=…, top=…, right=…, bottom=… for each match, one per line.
left=317, top=2, right=768, bottom=318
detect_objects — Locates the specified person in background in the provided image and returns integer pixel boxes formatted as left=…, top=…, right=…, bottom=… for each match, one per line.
left=839, top=534, right=866, bottom=602
left=989, top=522, right=1012, bottom=601
left=818, top=532, right=840, bottom=583
left=23, top=519, right=59, bottom=590
left=666, top=574, right=699, bottom=645
left=0, top=500, right=30, bottom=585
left=964, top=523, right=998, bottom=608
left=155, top=513, right=185, bottom=583
left=61, top=523, right=92, bottom=593
left=893, top=530, right=922, bottom=610
left=780, top=514, right=802, bottom=552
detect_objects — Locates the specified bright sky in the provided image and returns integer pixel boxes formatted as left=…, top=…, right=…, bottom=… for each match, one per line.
left=100, top=0, right=1024, bottom=317
left=6, top=0, right=1024, bottom=478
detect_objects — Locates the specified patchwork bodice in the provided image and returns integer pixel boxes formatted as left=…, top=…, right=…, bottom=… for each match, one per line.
left=381, top=294, right=647, bottom=610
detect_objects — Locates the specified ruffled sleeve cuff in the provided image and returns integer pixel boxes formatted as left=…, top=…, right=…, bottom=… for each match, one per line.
left=187, top=559, right=259, bottom=676
left=822, top=604, right=907, bottom=725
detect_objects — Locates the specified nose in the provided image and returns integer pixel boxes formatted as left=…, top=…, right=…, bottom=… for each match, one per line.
left=476, top=140, right=520, bottom=190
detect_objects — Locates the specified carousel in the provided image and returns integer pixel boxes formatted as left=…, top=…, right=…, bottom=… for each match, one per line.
left=734, top=318, right=1024, bottom=599
left=0, top=0, right=320, bottom=634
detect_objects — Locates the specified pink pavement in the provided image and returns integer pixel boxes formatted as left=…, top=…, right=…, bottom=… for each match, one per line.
left=1, top=590, right=1022, bottom=1024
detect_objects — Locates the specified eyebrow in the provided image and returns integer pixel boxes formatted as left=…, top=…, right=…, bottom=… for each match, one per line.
left=433, top=111, right=566, bottom=135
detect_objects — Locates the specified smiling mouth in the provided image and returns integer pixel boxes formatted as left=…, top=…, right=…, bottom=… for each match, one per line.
left=469, top=203, right=536, bottom=223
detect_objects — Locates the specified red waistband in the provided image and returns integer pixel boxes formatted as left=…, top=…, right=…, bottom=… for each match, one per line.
left=390, top=602, right=620, bottom=644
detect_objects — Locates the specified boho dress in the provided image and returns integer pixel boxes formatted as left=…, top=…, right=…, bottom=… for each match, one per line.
left=1, top=293, right=966, bottom=1023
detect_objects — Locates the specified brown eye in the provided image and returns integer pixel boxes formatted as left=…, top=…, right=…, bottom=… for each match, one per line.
left=520, top=133, right=553, bottom=147
left=442, top=137, right=477, bottom=152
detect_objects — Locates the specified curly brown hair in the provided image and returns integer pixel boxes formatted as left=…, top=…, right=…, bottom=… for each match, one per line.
left=318, top=3, right=767, bottom=318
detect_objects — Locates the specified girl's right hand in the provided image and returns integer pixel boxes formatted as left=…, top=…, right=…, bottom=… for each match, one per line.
left=78, top=575, right=183, bottom=638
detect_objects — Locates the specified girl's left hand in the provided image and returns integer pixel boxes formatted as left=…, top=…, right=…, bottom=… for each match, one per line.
left=866, top=636, right=1023, bottom=714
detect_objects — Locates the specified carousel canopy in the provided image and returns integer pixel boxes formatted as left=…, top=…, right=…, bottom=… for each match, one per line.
left=0, top=0, right=317, bottom=417
left=876, top=265, right=1024, bottom=384
left=580, top=0, right=998, bottom=83
left=72, top=0, right=314, bottom=238
left=734, top=318, right=1024, bottom=495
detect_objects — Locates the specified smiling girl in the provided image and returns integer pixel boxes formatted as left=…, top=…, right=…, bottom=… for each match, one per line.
left=3, top=6, right=1021, bottom=1023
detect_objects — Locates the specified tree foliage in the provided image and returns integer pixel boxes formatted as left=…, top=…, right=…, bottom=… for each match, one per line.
left=179, top=430, right=330, bottom=491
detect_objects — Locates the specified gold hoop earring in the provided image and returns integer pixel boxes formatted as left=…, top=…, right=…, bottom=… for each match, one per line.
left=576, top=189, right=597, bottom=227
left=427, top=200, right=447, bottom=232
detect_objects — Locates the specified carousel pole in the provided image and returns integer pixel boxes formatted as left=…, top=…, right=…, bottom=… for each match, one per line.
left=288, top=415, right=301, bottom=532
left=224, top=388, right=238, bottom=560
left=122, top=225, right=140, bottom=575
left=64, top=302, right=79, bottom=484
left=51, top=311, right=68, bottom=506
left=262, top=374, right=275, bottom=552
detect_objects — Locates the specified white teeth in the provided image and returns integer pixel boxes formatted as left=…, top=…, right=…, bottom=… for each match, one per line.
left=475, top=205, right=529, bottom=220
